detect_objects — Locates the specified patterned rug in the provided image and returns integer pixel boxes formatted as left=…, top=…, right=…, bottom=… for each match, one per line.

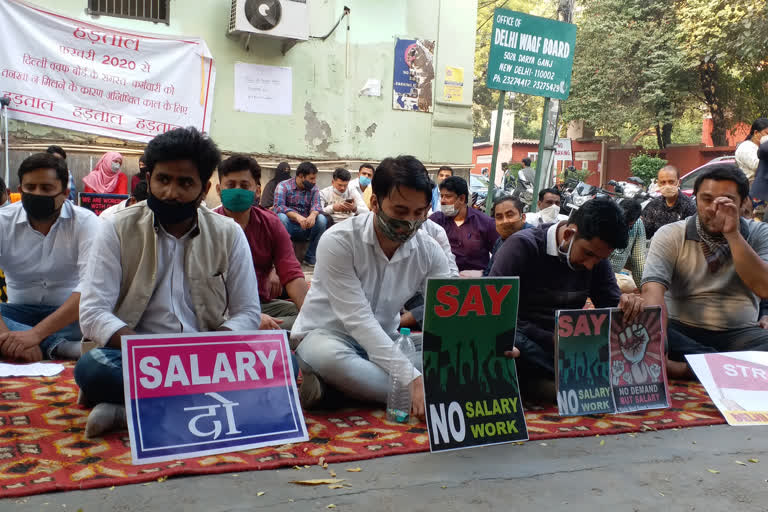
left=0, top=364, right=725, bottom=498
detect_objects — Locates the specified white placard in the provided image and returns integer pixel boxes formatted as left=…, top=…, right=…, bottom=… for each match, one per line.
left=234, top=62, right=292, bottom=116
left=0, top=0, right=216, bottom=142
left=554, top=138, right=572, bottom=161
left=0, top=362, right=65, bottom=377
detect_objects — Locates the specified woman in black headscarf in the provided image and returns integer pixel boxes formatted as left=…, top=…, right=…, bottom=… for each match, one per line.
left=260, top=162, right=291, bottom=209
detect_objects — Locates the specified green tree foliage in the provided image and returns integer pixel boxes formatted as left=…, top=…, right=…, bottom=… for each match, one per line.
left=630, top=153, right=668, bottom=186
left=564, top=0, right=694, bottom=149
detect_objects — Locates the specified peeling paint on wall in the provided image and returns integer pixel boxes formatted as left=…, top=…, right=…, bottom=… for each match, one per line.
left=365, top=123, right=378, bottom=137
left=304, top=102, right=337, bottom=157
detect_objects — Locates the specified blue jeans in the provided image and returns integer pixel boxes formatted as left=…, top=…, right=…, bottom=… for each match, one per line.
left=0, top=303, right=81, bottom=359
left=295, top=329, right=423, bottom=404
left=277, top=213, right=328, bottom=264
left=75, top=347, right=301, bottom=406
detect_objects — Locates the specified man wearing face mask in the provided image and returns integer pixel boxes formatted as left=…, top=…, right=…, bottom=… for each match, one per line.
left=642, top=164, right=768, bottom=378
left=430, top=165, right=453, bottom=212
left=429, top=176, right=499, bottom=272
left=483, top=195, right=532, bottom=276
left=213, top=155, right=308, bottom=332
left=642, top=165, right=697, bottom=238
left=490, top=197, right=644, bottom=400
left=348, top=163, right=374, bottom=212
left=273, top=162, right=328, bottom=268
left=74, top=128, right=261, bottom=437
left=526, top=188, right=567, bottom=227
left=0, top=153, right=100, bottom=362
left=291, top=156, right=451, bottom=418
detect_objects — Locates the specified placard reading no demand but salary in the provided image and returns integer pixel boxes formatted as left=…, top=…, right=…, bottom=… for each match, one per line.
left=122, top=331, right=307, bottom=464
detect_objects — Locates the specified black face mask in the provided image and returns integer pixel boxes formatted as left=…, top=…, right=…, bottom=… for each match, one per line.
left=21, top=193, right=60, bottom=221
left=147, top=192, right=200, bottom=225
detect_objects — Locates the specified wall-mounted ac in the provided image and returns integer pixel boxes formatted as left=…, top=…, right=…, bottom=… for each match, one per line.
left=228, top=0, right=309, bottom=41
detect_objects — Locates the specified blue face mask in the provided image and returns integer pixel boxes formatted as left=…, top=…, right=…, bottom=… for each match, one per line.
left=220, top=188, right=255, bottom=213
left=359, top=176, right=371, bottom=187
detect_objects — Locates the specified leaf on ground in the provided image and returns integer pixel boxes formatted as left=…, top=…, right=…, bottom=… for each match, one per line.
left=327, top=505, right=336, bottom=509
left=323, top=463, right=329, bottom=469
left=319, top=457, right=325, bottom=466
left=707, top=469, right=720, bottom=474
left=304, top=465, right=310, bottom=468
left=749, top=458, right=759, bottom=463
left=293, top=465, right=302, bottom=470
left=291, top=478, right=346, bottom=486
left=257, top=491, right=265, bottom=496
left=735, top=460, right=747, bottom=466
left=329, top=470, right=337, bottom=477
left=346, top=467, right=362, bottom=472
left=157, top=476, right=168, bottom=483
left=328, top=484, right=345, bottom=489
left=599, top=440, right=605, bottom=446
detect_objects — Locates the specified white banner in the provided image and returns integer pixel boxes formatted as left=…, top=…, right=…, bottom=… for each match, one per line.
left=0, top=0, right=216, bottom=142
left=554, top=138, right=572, bottom=161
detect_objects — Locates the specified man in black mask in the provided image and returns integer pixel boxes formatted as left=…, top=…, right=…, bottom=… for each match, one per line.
left=0, top=153, right=99, bottom=361
left=75, top=127, right=261, bottom=438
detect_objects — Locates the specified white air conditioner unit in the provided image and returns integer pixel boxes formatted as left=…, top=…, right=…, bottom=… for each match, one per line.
left=228, top=0, right=309, bottom=41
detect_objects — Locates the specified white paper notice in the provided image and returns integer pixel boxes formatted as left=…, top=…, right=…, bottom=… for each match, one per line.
left=359, top=78, right=381, bottom=97
left=0, top=362, right=65, bottom=377
left=234, top=62, right=292, bottom=115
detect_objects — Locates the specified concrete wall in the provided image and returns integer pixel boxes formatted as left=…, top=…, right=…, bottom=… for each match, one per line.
left=5, top=0, right=477, bottom=168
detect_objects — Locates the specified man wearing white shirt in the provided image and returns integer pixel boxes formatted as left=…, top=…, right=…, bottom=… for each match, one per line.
left=0, top=153, right=99, bottom=362
left=346, top=163, right=374, bottom=213
left=75, top=127, right=261, bottom=438
left=292, top=156, right=450, bottom=418
left=319, top=167, right=367, bottom=224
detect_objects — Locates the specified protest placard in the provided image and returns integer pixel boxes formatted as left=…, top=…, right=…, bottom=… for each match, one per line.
left=556, top=306, right=668, bottom=416
left=78, top=192, right=128, bottom=216
left=423, top=278, right=527, bottom=452
left=687, top=351, right=768, bottom=426
left=122, top=331, right=307, bottom=464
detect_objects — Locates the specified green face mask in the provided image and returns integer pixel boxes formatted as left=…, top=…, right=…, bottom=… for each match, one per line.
left=221, top=188, right=255, bottom=213
left=375, top=209, right=425, bottom=243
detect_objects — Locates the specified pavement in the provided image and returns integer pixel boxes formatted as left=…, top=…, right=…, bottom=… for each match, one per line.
left=6, top=424, right=768, bottom=511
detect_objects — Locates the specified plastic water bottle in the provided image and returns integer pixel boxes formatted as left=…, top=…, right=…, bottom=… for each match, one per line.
left=387, top=327, right=416, bottom=423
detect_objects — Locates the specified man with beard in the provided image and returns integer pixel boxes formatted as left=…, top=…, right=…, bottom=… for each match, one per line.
left=273, top=161, right=328, bottom=267
left=489, top=197, right=645, bottom=400
left=291, top=156, right=453, bottom=417
left=75, top=128, right=261, bottom=437
left=0, top=153, right=100, bottom=361
left=642, top=165, right=697, bottom=238
left=641, top=164, right=768, bottom=376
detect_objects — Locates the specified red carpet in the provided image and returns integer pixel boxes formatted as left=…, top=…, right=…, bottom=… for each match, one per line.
left=0, top=364, right=725, bottom=498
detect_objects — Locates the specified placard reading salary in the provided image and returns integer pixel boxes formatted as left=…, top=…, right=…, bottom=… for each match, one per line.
left=122, top=331, right=307, bottom=464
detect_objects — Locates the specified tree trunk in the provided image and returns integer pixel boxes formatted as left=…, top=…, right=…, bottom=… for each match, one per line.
left=655, top=123, right=663, bottom=150
left=662, top=123, right=673, bottom=148
left=698, top=60, right=727, bottom=147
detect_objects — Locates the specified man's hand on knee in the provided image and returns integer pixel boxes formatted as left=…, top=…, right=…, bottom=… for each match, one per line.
left=759, top=316, right=768, bottom=330
left=0, top=330, right=44, bottom=360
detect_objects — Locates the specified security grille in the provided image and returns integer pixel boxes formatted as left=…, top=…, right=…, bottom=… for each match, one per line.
left=87, top=0, right=170, bottom=24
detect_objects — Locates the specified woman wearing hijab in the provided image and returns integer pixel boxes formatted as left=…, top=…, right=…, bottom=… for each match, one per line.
left=82, top=151, right=128, bottom=194
left=735, top=117, right=768, bottom=182
left=260, top=162, right=291, bottom=209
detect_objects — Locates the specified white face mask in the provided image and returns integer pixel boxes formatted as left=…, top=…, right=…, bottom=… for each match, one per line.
left=441, top=203, right=458, bottom=217
left=539, top=204, right=560, bottom=223
left=761, top=135, right=768, bottom=145
left=111, top=161, right=121, bottom=172
left=659, top=185, right=678, bottom=198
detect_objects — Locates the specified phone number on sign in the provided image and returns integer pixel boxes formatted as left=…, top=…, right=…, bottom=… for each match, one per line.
left=502, top=75, right=564, bottom=94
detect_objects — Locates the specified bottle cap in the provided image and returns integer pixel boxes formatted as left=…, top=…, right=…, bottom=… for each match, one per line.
left=399, top=327, right=411, bottom=336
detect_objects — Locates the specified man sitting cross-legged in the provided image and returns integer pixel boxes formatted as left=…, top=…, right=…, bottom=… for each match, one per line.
left=292, top=155, right=452, bottom=418
left=213, top=155, right=308, bottom=331
left=75, top=128, right=261, bottom=438
left=641, top=164, right=768, bottom=376
left=489, top=197, right=645, bottom=400
left=0, top=153, right=100, bottom=361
